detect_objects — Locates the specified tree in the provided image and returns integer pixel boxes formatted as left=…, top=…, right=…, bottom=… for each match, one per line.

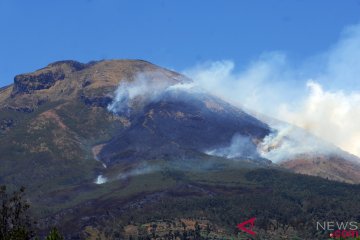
left=45, top=228, right=64, bottom=240
left=194, top=222, right=201, bottom=238
left=0, top=185, right=35, bottom=240
left=0, top=185, right=64, bottom=240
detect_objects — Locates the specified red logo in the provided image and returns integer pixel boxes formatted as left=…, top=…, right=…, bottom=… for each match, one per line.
left=237, top=217, right=256, bottom=236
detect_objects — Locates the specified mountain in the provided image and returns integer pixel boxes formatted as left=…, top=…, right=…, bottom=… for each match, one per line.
left=1, top=59, right=360, bottom=239
left=0, top=59, right=273, bottom=189
left=0, top=60, right=186, bottom=188
left=1, top=59, right=360, bottom=187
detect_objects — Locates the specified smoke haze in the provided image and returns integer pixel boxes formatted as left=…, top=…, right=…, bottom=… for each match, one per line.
left=107, top=73, right=197, bottom=115
left=206, top=134, right=260, bottom=160
left=184, top=23, right=360, bottom=159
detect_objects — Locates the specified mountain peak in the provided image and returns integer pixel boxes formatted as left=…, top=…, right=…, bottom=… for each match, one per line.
left=0, top=59, right=189, bottom=112
left=46, top=60, right=88, bottom=69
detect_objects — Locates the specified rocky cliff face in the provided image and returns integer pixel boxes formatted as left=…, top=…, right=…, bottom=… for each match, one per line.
left=11, top=60, right=87, bottom=96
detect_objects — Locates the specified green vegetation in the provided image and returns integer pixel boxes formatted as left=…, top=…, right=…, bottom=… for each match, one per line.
left=44, top=229, right=63, bottom=240
left=0, top=186, right=64, bottom=240
left=76, top=167, right=360, bottom=239
left=0, top=186, right=34, bottom=240
left=1, top=124, right=360, bottom=239
left=0, top=100, right=124, bottom=214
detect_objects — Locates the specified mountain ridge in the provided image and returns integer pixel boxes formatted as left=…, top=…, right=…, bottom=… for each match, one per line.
left=1, top=59, right=360, bottom=185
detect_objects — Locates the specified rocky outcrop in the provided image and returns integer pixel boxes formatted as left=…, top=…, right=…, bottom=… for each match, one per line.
left=47, top=60, right=88, bottom=71
left=6, top=106, right=34, bottom=113
left=11, top=60, right=88, bottom=97
left=80, top=95, right=113, bottom=108
left=12, top=70, right=66, bottom=95
left=0, top=118, right=14, bottom=131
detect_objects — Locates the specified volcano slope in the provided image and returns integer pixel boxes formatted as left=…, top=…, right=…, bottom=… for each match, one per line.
left=0, top=60, right=360, bottom=239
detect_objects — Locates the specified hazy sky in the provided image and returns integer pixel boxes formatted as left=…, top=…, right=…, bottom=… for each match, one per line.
left=1, top=0, right=360, bottom=87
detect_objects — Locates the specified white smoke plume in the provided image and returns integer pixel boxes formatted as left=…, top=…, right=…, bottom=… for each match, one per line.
left=257, top=124, right=338, bottom=162
left=278, top=81, right=360, bottom=159
left=107, top=73, right=197, bottom=115
left=93, top=164, right=160, bottom=185
left=184, top=23, right=360, bottom=161
left=107, top=73, right=170, bottom=114
left=206, top=134, right=259, bottom=160
left=94, top=175, right=108, bottom=185
left=117, top=164, right=160, bottom=180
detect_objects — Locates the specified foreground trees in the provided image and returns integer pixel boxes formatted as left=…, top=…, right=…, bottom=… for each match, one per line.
left=0, top=186, right=34, bottom=240
left=0, top=186, right=63, bottom=240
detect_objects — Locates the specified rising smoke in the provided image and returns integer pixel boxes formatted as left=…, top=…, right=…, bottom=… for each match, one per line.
left=104, top=23, right=360, bottom=163
left=107, top=72, right=197, bottom=115
left=107, top=73, right=171, bottom=114
left=94, top=164, right=160, bottom=185
left=206, top=134, right=260, bottom=160
left=117, top=164, right=160, bottom=180
left=184, top=23, right=360, bottom=161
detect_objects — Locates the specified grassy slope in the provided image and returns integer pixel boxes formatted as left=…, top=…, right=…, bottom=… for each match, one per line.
left=28, top=158, right=360, bottom=240
left=0, top=100, right=123, bottom=196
